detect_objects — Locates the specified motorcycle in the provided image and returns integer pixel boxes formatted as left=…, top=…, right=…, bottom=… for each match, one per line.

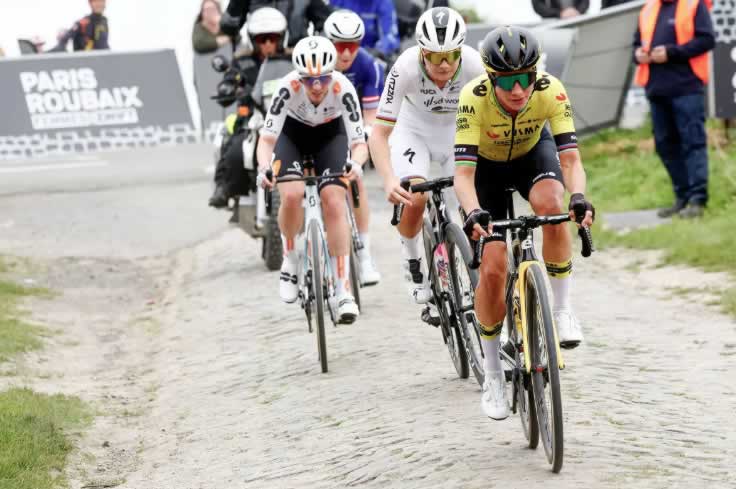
left=210, top=48, right=293, bottom=271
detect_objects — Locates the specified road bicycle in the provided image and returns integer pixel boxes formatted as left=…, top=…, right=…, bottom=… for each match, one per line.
left=266, top=161, right=361, bottom=373
left=452, top=188, right=594, bottom=473
left=392, top=176, right=473, bottom=380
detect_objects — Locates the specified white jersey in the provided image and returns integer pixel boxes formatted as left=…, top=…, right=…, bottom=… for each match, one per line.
left=375, top=45, right=485, bottom=134
left=261, top=70, right=365, bottom=146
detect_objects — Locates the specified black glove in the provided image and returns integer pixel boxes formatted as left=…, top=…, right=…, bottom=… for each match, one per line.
left=220, top=11, right=242, bottom=37
left=463, top=208, right=491, bottom=239
left=568, top=193, right=595, bottom=223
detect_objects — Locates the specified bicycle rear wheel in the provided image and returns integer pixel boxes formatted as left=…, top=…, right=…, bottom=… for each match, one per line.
left=308, top=221, right=328, bottom=373
left=423, top=219, right=468, bottom=379
left=445, top=223, right=483, bottom=386
left=526, top=262, right=563, bottom=472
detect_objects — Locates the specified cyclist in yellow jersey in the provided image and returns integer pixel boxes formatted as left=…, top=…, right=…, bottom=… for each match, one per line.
left=453, top=27, right=595, bottom=420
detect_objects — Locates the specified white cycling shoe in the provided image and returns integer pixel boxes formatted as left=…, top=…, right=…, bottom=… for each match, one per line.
left=359, top=253, right=381, bottom=287
left=337, top=293, right=359, bottom=324
left=404, top=258, right=431, bottom=304
left=279, top=259, right=298, bottom=304
left=481, top=370, right=510, bottom=420
left=555, top=310, right=583, bottom=349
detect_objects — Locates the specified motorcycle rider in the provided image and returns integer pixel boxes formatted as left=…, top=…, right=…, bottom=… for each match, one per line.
left=219, top=0, right=333, bottom=49
left=323, top=9, right=384, bottom=286
left=209, top=7, right=290, bottom=208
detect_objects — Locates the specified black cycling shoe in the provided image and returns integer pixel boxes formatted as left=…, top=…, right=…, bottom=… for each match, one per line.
left=421, top=305, right=441, bottom=327
left=208, top=185, right=228, bottom=208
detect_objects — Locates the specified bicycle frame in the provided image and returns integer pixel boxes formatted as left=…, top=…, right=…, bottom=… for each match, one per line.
left=502, top=192, right=566, bottom=373
left=300, top=179, right=335, bottom=316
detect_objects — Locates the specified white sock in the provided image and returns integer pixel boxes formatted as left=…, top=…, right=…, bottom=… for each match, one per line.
left=546, top=259, right=572, bottom=312
left=282, top=234, right=298, bottom=266
left=482, top=335, right=503, bottom=375
left=358, top=232, right=371, bottom=260
left=331, top=255, right=350, bottom=296
left=400, top=233, right=422, bottom=261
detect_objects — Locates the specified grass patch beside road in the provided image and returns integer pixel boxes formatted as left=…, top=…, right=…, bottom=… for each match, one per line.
left=0, top=274, right=48, bottom=362
left=582, top=123, right=736, bottom=315
left=0, top=388, right=91, bottom=489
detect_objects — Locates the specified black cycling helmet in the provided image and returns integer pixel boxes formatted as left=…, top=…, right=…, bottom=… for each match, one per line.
left=480, top=26, right=541, bottom=74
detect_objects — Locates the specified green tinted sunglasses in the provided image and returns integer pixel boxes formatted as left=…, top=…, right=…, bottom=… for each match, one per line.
left=490, top=71, right=537, bottom=91
left=422, top=48, right=462, bottom=65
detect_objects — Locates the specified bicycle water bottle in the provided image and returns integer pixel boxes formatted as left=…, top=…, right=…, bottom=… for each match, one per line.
left=434, top=243, right=450, bottom=291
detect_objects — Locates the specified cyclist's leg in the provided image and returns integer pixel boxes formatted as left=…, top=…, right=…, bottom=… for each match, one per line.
left=351, top=173, right=381, bottom=285
left=475, top=157, right=513, bottom=419
left=273, top=131, right=306, bottom=303
left=516, top=131, right=580, bottom=346
left=390, top=127, right=432, bottom=303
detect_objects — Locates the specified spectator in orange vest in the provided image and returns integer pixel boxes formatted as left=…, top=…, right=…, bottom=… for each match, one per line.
left=633, top=0, right=714, bottom=219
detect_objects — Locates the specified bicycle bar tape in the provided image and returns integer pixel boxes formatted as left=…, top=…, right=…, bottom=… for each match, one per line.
left=390, top=180, right=412, bottom=226
left=578, top=226, right=595, bottom=258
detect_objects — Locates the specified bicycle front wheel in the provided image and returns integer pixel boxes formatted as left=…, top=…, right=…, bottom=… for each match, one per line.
left=308, top=221, right=328, bottom=373
left=525, top=262, right=563, bottom=472
left=445, top=223, right=484, bottom=386
left=424, top=219, right=468, bottom=379
left=350, top=244, right=362, bottom=313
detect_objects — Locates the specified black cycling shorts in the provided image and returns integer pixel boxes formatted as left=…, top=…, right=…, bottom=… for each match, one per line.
left=475, top=127, right=564, bottom=240
left=273, top=116, right=348, bottom=190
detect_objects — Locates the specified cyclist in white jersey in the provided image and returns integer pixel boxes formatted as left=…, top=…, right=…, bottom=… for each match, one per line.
left=369, top=7, right=484, bottom=304
left=257, top=36, right=368, bottom=323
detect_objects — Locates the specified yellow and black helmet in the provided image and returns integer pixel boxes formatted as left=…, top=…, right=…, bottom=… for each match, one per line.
left=480, top=26, right=541, bottom=74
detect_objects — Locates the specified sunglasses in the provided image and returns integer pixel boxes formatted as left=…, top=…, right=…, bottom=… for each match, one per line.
left=422, top=48, right=462, bottom=65
left=254, top=33, right=281, bottom=44
left=334, top=41, right=360, bottom=54
left=300, top=74, right=332, bottom=88
left=490, top=71, right=537, bottom=91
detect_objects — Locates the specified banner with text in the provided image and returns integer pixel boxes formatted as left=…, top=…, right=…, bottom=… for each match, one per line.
left=0, top=49, right=196, bottom=159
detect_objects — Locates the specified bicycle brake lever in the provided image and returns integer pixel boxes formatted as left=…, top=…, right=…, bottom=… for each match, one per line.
left=578, top=226, right=594, bottom=258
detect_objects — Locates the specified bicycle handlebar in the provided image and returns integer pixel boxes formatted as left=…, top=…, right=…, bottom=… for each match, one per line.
left=410, top=176, right=455, bottom=194
left=469, top=213, right=595, bottom=268
left=264, top=163, right=357, bottom=216
left=390, top=179, right=412, bottom=226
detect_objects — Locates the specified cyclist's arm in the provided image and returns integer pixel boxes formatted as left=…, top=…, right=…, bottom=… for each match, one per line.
left=546, top=78, right=586, bottom=195
left=368, top=123, right=394, bottom=183
left=454, top=82, right=483, bottom=214
left=559, top=150, right=586, bottom=196
left=340, top=78, right=368, bottom=165
left=256, top=134, right=276, bottom=171
left=369, top=57, right=405, bottom=183
left=362, top=108, right=377, bottom=127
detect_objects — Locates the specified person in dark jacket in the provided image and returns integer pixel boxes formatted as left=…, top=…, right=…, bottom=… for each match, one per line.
left=532, top=0, right=589, bottom=19
left=193, top=0, right=231, bottom=54
left=633, top=0, right=715, bottom=218
left=50, top=0, right=109, bottom=52
left=219, top=0, right=332, bottom=48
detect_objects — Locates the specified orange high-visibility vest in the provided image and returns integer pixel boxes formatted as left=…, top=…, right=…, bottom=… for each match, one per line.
left=635, top=0, right=711, bottom=87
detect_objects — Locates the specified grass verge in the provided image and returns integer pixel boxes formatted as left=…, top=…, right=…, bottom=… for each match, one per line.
left=1, top=257, right=92, bottom=489
left=0, top=388, right=91, bottom=489
left=582, top=122, right=736, bottom=315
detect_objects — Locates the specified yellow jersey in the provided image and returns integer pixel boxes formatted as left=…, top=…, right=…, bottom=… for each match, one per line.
left=454, top=71, right=578, bottom=165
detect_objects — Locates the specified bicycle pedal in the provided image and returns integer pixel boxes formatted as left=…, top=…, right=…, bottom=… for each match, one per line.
left=420, top=306, right=441, bottom=327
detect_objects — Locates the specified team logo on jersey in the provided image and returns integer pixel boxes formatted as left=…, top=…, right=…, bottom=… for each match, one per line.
left=556, top=93, right=567, bottom=101
left=458, top=105, right=475, bottom=115
left=472, top=82, right=488, bottom=97
left=403, top=148, right=416, bottom=164
left=386, top=75, right=396, bottom=104
left=486, top=130, right=500, bottom=139
left=534, top=76, right=551, bottom=91
left=433, top=8, right=449, bottom=27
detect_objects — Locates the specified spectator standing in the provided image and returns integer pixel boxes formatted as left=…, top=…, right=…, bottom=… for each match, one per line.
left=219, top=0, right=333, bottom=48
left=532, top=0, right=589, bottom=19
left=50, top=0, right=109, bottom=52
left=193, top=0, right=231, bottom=54
left=329, top=0, right=400, bottom=60
left=633, top=0, right=715, bottom=219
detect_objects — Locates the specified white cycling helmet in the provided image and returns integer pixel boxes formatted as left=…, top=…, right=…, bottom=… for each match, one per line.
left=246, top=7, right=289, bottom=47
left=292, top=36, right=337, bottom=76
left=324, top=9, right=365, bottom=42
left=415, top=7, right=466, bottom=52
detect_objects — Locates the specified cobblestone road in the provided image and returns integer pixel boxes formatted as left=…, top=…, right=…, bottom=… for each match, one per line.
left=116, top=197, right=736, bottom=489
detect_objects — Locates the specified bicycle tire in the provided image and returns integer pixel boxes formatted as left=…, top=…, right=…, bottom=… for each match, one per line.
left=263, top=190, right=284, bottom=271
left=445, top=223, right=483, bottom=385
left=423, top=219, right=469, bottom=379
left=350, top=245, right=362, bottom=313
left=507, top=289, right=539, bottom=449
left=526, top=262, right=563, bottom=472
left=309, top=221, right=328, bottom=373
